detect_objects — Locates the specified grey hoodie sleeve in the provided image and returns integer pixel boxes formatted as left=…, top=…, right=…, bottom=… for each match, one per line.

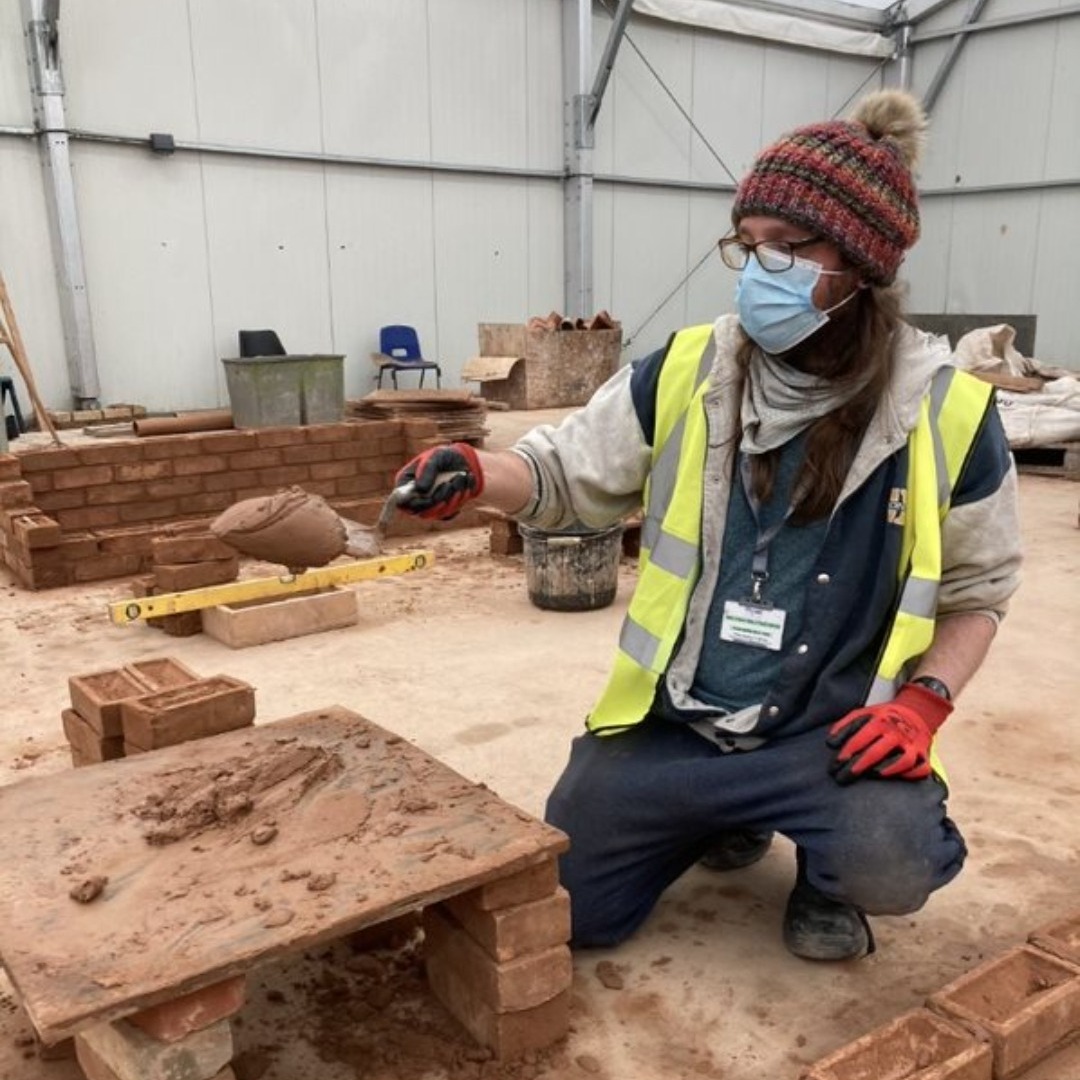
left=937, top=460, right=1022, bottom=621
left=509, top=365, right=653, bottom=531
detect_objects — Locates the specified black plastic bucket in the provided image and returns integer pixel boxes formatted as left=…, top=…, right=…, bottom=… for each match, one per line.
left=519, top=523, right=623, bottom=612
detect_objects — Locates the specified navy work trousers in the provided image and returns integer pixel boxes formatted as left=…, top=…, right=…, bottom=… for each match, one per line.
left=544, top=716, right=967, bottom=948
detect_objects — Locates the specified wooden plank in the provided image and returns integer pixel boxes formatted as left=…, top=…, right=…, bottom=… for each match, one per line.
left=0, top=708, right=567, bottom=1044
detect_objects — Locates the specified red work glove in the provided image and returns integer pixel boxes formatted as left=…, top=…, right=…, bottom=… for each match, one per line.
left=394, top=442, right=485, bottom=521
left=826, top=682, right=953, bottom=785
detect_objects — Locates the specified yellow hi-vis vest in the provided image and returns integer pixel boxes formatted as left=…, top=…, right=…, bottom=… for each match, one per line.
left=587, top=323, right=994, bottom=734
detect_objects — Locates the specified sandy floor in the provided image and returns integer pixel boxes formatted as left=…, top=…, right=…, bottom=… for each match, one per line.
left=1, top=413, right=1078, bottom=1080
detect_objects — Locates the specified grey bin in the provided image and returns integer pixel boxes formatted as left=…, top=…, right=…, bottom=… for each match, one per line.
left=222, top=354, right=345, bottom=429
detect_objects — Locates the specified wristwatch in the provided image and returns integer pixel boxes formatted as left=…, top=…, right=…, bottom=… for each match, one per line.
left=910, top=675, right=952, bottom=702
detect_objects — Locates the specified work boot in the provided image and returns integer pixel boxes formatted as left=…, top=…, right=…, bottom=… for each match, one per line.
left=698, top=828, right=774, bottom=872
left=783, top=868, right=874, bottom=961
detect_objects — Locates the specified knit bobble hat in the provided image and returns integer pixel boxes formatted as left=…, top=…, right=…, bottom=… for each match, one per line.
left=732, top=90, right=928, bottom=284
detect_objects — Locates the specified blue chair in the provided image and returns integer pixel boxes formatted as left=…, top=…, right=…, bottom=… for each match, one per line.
left=371, top=325, right=442, bottom=389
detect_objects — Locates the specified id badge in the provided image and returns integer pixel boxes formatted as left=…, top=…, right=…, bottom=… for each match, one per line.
left=720, top=599, right=786, bottom=651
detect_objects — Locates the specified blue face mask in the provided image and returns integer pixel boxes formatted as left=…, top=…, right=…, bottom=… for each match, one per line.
left=735, top=252, right=853, bottom=354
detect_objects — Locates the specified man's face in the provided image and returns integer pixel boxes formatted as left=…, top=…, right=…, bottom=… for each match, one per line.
left=736, top=215, right=858, bottom=311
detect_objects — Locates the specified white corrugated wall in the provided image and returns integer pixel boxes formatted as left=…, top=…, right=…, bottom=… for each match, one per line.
left=0, top=0, right=1076, bottom=411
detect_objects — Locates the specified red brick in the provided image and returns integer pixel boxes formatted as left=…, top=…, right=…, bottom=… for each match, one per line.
left=76, top=443, right=145, bottom=466
left=424, top=908, right=570, bottom=1059
left=1030, top=913, right=1080, bottom=967
left=257, top=465, right=309, bottom=487
left=112, top=460, right=173, bottom=483
left=146, top=477, right=204, bottom=500
left=378, top=435, right=406, bottom=455
left=331, top=442, right=365, bottom=461
left=226, top=448, right=282, bottom=471
left=126, top=657, right=200, bottom=691
left=800, top=1008, right=989, bottom=1080
left=350, top=420, right=398, bottom=440
left=0, top=480, right=34, bottom=509
left=97, top=527, right=156, bottom=556
left=15, top=448, right=80, bottom=471
left=309, top=460, right=355, bottom=481
left=118, top=501, right=181, bottom=523
left=202, top=469, right=262, bottom=493
left=94, top=484, right=151, bottom=506
left=282, top=443, right=336, bottom=465
left=169, top=492, right=231, bottom=515
left=59, top=533, right=102, bottom=560
left=129, top=574, right=158, bottom=598
left=422, top=907, right=571, bottom=1013
left=928, top=946, right=1080, bottom=1079
left=198, top=431, right=258, bottom=454
left=0, top=454, right=21, bottom=481
left=120, top=675, right=255, bottom=750
left=74, top=1018, right=233, bottom=1080
left=69, top=667, right=155, bottom=738
left=34, top=488, right=87, bottom=512
left=23, top=471, right=51, bottom=493
left=11, top=512, right=62, bottom=550
left=172, top=454, right=229, bottom=477
left=153, top=557, right=239, bottom=593
left=443, top=887, right=570, bottom=963
left=52, top=464, right=114, bottom=490
left=156, top=610, right=204, bottom=637
left=25, top=545, right=68, bottom=570
left=254, top=428, right=308, bottom=448
left=469, top=859, right=561, bottom=911
left=72, top=553, right=145, bottom=583
left=142, top=435, right=204, bottom=460
left=304, top=424, right=354, bottom=444
left=62, top=708, right=125, bottom=764
left=21, top=562, right=71, bottom=589
left=128, top=976, right=246, bottom=1042
left=151, top=534, right=235, bottom=564
left=58, top=506, right=122, bottom=530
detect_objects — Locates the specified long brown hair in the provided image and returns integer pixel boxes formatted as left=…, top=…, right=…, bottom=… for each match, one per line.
left=735, top=282, right=906, bottom=522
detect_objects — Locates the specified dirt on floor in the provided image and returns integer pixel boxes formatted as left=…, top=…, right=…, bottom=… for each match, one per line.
left=1, top=411, right=1079, bottom=1080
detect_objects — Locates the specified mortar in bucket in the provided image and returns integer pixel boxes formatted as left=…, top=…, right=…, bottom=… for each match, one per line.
left=519, top=523, right=624, bottom=612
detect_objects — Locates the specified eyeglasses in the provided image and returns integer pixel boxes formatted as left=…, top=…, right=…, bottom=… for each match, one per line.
left=718, top=234, right=823, bottom=273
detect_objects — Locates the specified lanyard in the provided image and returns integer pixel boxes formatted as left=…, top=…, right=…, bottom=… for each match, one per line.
left=739, top=455, right=796, bottom=604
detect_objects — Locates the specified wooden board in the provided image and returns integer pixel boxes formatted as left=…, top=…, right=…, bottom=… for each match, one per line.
left=0, top=708, right=567, bottom=1043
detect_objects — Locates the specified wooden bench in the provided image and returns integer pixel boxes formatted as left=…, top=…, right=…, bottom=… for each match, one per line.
left=0, top=708, right=570, bottom=1074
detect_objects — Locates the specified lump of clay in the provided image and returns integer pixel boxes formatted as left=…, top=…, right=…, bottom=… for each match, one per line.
left=211, top=487, right=347, bottom=569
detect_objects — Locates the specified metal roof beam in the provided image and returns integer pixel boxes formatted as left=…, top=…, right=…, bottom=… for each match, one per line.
left=921, top=0, right=987, bottom=113
left=913, top=3, right=1080, bottom=42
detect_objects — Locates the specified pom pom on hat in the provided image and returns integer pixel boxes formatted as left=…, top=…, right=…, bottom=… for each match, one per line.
left=732, top=90, right=928, bottom=284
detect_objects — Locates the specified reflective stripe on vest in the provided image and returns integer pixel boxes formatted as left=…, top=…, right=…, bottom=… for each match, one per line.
left=587, top=330, right=993, bottom=734
left=865, top=365, right=993, bottom=704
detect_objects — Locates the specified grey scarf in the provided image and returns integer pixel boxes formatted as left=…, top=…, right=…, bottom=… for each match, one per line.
left=740, top=348, right=865, bottom=454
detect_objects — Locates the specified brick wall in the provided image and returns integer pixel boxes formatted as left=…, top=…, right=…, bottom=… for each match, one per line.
left=0, top=418, right=445, bottom=590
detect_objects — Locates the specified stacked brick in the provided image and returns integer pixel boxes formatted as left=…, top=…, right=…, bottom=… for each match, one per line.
left=75, top=975, right=245, bottom=1080
left=63, top=658, right=255, bottom=764
left=0, top=416, right=435, bottom=590
left=132, top=529, right=241, bottom=637
left=423, top=858, right=573, bottom=1058
left=801, top=913, right=1080, bottom=1079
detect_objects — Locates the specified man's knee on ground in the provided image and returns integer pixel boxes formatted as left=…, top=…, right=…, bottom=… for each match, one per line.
left=832, top=850, right=943, bottom=915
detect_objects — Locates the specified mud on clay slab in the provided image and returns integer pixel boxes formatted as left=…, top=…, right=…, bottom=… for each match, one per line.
left=0, top=707, right=567, bottom=1044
